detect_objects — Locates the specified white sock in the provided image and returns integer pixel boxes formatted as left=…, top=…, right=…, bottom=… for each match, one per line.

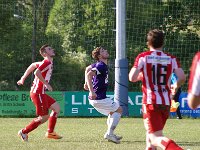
left=107, top=114, right=111, bottom=126
left=107, top=112, right=121, bottom=135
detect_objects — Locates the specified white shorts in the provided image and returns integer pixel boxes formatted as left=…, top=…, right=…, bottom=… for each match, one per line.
left=89, top=97, right=120, bottom=116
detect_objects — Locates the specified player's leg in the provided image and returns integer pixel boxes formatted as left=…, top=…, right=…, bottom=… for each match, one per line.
left=106, top=113, right=122, bottom=140
left=45, top=94, right=62, bottom=139
left=145, top=122, right=183, bottom=150
left=104, top=98, right=122, bottom=143
left=174, top=89, right=182, bottom=119
left=107, top=106, right=122, bottom=136
left=107, top=114, right=111, bottom=126
left=143, top=104, right=183, bottom=150
left=145, top=131, right=157, bottom=150
left=18, top=115, right=49, bottom=140
left=149, top=130, right=183, bottom=150
left=104, top=107, right=122, bottom=143
left=18, top=93, right=49, bottom=141
left=48, top=102, right=60, bottom=133
left=89, top=98, right=122, bottom=143
left=143, top=110, right=157, bottom=150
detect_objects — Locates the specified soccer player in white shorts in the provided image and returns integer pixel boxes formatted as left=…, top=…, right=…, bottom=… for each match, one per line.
left=84, top=47, right=122, bottom=144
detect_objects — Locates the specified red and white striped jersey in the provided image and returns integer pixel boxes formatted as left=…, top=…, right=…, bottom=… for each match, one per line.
left=133, top=49, right=181, bottom=105
left=30, top=59, right=53, bottom=94
left=188, top=52, right=200, bottom=97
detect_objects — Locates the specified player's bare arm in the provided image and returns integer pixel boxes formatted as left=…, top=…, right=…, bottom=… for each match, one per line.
left=86, top=70, right=97, bottom=99
left=174, top=68, right=186, bottom=86
left=188, top=94, right=200, bottom=109
left=171, top=68, right=186, bottom=94
left=17, top=62, right=40, bottom=85
left=84, top=65, right=92, bottom=90
left=34, top=69, right=53, bottom=91
left=129, top=67, right=142, bottom=82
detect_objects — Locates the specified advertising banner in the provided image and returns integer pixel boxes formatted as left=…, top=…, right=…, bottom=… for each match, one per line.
left=0, top=91, right=65, bottom=117
left=1, top=91, right=200, bottom=117
left=64, top=91, right=103, bottom=116
left=65, top=91, right=200, bottom=118
left=64, top=92, right=143, bottom=117
left=170, top=92, right=200, bottom=118
left=128, top=92, right=143, bottom=117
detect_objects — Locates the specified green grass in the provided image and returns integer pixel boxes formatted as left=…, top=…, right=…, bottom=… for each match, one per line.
left=0, top=117, right=199, bottom=150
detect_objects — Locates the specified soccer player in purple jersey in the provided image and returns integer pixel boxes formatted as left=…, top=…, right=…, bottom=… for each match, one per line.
left=84, top=47, right=123, bottom=144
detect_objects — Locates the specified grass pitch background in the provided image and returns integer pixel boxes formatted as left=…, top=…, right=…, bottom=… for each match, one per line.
left=0, top=118, right=199, bottom=150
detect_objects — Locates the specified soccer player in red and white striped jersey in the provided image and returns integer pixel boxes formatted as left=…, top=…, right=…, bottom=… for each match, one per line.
left=129, top=29, right=185, bottom=150
left=17, top=44, right=62, bottom=141
left=188, top=52, right=200, bottom=109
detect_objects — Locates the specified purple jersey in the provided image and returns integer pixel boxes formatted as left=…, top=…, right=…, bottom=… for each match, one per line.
left=91, top=61, right=108, bottom=100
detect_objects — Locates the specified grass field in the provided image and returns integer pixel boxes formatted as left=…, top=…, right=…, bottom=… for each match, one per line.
left=0, top=117, right=199, bottom=150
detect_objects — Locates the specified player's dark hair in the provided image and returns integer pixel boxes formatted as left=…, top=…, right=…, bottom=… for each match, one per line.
left=147, top=29, right=164, bottom=49
left=39, top=44, right=49, bottom=54
left=92, top=47, right=102, bottom=61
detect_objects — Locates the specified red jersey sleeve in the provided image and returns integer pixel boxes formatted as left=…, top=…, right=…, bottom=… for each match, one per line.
left=38, top=59, right=51, bottom=71
left=188, top=52, right=200, bottom=96
left=133, top=52, right=145, bottom=70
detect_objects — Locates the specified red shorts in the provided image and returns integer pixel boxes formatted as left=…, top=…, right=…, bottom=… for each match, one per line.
left=30, top=92, right=56, bottom=116
left=142, top=104, right=170, bottom=133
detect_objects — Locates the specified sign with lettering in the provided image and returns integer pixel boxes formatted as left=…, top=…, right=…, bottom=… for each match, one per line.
left=64, top=92, right=143, bottom=117
left=0, top=91, right=64, bottom=117
left=65, top=91, right=200, bottom=118
left=64, top=92, right=102, bottom=116
left=1, top=91, right=199, bottom=117
left=170, top=92, right=200, bottom=118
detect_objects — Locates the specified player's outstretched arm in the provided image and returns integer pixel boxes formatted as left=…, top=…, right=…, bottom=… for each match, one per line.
left=17, top=62, right=39, bottom=85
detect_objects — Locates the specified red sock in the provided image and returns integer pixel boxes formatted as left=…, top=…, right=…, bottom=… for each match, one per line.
left=161, top=140, right=183, bottom=150
left=48, top=111, right=58, bottom=133
left=22, top=119, right=41, bottom=134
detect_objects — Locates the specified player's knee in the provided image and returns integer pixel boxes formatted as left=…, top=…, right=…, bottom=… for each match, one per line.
left=42, top=115, right=49, bottom=123
left=116, top=106, right=123, bottom=114
left=148, top=135, right=157, bottom=146
left=50, top=102, right=60, bottom=114
left=149, top=138, right=157, bottom=146
left=55, top=104, right=60, bottom=114
left=35, top=115, right=49, bottom=123
left=149, top=131, right=163, bottom=146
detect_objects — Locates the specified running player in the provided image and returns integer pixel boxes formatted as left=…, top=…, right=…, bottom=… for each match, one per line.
left=17, top=44, right=62, bottom=141
left=188, top=52, right=200, bottom=109
left=84, top=47, right=122, bottom=144
left=129, top=29, right=185, bottom=150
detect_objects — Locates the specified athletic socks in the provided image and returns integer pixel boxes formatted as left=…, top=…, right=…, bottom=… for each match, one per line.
left=48, top=111, right=58, bottom=133
left=161, top=139, right=183, bottom=150
left=107, top=112, right=121, bottom=135
left=22, top=111, right=58, bottom=134
left=22, top=119, right=41, bottom=134
left=107, top=114, right=111, bottom=126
